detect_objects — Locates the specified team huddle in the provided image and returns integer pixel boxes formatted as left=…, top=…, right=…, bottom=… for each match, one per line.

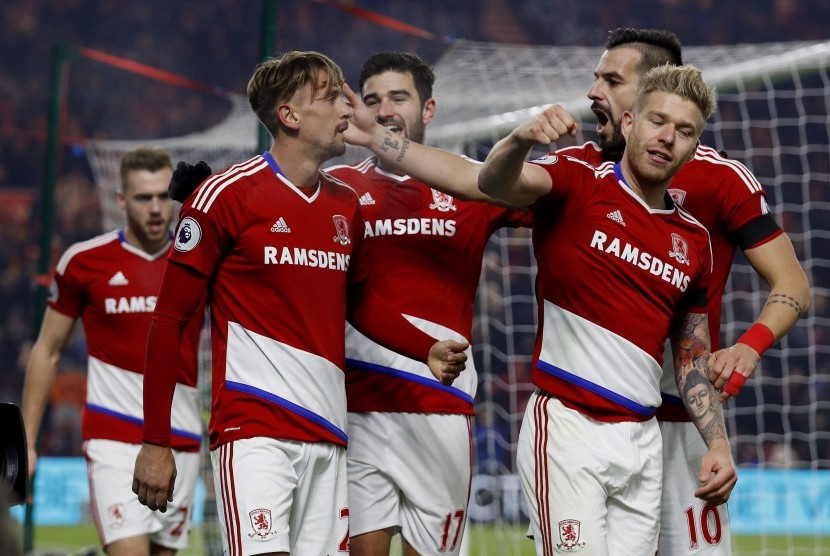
left=23, top=27, right=809, bottom=556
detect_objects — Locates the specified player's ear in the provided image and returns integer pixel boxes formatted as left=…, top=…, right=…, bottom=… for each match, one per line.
left=621, top=110, right=634, bottom=140
left=422, top=97, right=437, bottom=125
left=278, top=103, right=300, bottom=130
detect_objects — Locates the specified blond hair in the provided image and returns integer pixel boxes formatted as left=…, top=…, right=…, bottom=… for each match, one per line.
left=247, top=50, right=345, bottom=138
left=635, top=64, right=717, bottom=132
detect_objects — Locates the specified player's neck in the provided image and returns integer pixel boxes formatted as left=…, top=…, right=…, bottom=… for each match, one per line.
left=619, top=159, right=668, bottom=209
left=268, top=147, right=322, bottom=189
left=123, top=227, right=168, bottom=255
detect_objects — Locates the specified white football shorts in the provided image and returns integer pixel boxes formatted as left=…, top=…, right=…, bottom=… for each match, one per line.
left=660, top=420, right=732, bottom=555
left=84, top=439, right=199, bottom=549
left=518, top=391, right=662, bottom=555
left=210, top=437, right=348, bottom=556
left=347, top=411, right=473, bottom=555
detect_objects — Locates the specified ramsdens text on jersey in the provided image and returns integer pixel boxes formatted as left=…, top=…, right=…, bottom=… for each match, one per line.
left=104, top=296, right=157, bottom=314
left=263, top=246, right=350, bottom=270
left=590, top=230, right=691, bottom=291
left=364, top=218, right=457, bottom=237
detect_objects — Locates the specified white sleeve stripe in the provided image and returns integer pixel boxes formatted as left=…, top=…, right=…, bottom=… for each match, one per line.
left=694, top=147, right=763, bottom=194
left=194, top=159, right=269, bottom=213
left=55, top=231, right=120, bottom=275
left=192, top=157, right=266, bottom=208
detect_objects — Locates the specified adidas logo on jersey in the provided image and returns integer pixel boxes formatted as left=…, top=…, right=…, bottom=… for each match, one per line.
left=359, top=192, right=376, bottom=206
left=606, top=210, right=626, bottom=226
left=270, top=217, right=291, bottom=233
left=108, top=271, right=129, bottom=286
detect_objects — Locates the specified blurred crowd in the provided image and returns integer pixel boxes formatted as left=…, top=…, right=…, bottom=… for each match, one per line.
left=0, top=0, right=828, bottom=465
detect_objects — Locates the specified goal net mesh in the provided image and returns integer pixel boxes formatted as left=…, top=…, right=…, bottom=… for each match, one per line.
left=84, top=39, right=830, bottom=555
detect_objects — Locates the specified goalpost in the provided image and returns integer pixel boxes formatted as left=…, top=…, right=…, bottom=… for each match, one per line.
left=84, top=39, right=830, bottom=555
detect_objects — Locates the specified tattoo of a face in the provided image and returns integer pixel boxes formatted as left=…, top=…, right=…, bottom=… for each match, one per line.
left=674, top=312, right=727, bottom=445
left=765, top=293, right=805, bottom=316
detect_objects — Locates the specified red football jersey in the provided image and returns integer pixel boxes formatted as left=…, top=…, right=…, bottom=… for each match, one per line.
left=49, top=230, right=202, bottom=451
left=558, top=142, right=780, bottom=420
left=528, top=156, right=712, bottom=422
left=326, top=157, right=531, bottom=414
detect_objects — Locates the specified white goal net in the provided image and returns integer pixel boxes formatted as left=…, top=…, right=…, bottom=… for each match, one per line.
left=85, top=39, right=830, bottom=555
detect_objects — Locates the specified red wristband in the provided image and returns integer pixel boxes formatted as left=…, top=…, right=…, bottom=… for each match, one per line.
left=737, top=323, right=775, bottom=356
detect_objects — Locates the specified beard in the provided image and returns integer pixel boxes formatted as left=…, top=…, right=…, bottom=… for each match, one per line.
left=599, top=119, right=626, bottom=163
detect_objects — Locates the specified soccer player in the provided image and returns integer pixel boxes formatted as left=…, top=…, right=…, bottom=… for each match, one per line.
left=478, top=63, right=734, bottom=555
left=131, top=51, right=469, bottom=556
left=556, top=28, right=810, bottom=555
left=348, top=63, right=736, bottom=555
left=22, top=146, right=204, bottom=556
left=324, top=52, right=530, bottom=556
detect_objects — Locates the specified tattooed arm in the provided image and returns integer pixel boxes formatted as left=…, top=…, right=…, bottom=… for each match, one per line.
left=708, top=233, right=810, bottom=399
left=672, top=310, right=737, bottom=505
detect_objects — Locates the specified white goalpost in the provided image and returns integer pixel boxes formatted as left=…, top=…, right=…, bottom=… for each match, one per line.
left=84, top=39, right=830, bottom=555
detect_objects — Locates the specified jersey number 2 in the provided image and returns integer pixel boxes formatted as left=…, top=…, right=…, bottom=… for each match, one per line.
left=684, top=505, right=722, bottom=549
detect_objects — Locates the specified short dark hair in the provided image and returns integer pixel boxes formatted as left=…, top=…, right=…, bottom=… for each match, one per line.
left=359, top=52, right=435, bottom=105
left=605, top=28, right=683, bottom=72
left=119, top=146, right=172, bottom=192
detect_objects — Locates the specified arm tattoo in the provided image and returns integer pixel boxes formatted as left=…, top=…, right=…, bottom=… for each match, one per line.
left=380, top=132, right=399, bottom=153
left=673, top=312, right=728, bottom=446
left=395, top=138, right=410, bottom=163
left=765, top=292, right=805, bottom=316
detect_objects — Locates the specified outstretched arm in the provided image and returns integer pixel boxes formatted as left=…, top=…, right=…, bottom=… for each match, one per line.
left=343, top=83, right=495, bottom=203
left=708, top=232, right=810, bottom=399
left=478, top=105, right=578, bottom=207
left=672, top=310, right=737, bottom=506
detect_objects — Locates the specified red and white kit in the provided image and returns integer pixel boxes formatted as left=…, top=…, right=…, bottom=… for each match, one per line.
left=518, top=155, right=712, bottom=555
left=50, top=230, right=202, bottom=546
left=560, top=142, right=780, bottom=554
left=143, top=154, right=437, bottom=555
left=326, top=157, right=530, bottom=553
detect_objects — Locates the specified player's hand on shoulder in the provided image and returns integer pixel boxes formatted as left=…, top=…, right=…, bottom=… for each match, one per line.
left=427, top=339, right=469, bottom=386
left=694, top=438, right=737, bottom=506
left=708, top=343, right=760, bottom=401
left=514, top=104, right=578, bottom=147
left=132, top=443, right=177, bottom=513
left=169, top=160, right=212, bottom=203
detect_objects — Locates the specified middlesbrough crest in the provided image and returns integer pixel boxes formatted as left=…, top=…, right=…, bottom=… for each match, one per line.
left=557, top=519, right=586, bottom=551
left=248, top=508, right=278, bottom=539
left=668, top=188, right=687, bottom=206
left=669, top=232, right=690, bottom=266
left=332, top=214, right=351, bottom=245
left=429, top=189, right=457, bottom=212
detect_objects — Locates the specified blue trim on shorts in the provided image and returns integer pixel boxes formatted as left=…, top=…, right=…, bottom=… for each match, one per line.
left=345, top=358, right=474, bottom=406
left=535, top=361, right=657, bottom=416
left=85, top=403, right=202, bottom=441
left=224, top=381, right=348, bottom=444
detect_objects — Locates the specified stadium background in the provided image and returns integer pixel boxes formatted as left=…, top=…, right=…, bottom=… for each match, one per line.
left=1, top=1, right=828, bottom=554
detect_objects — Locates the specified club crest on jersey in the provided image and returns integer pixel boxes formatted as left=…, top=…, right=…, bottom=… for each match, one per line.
left=556, top=519, right=586, bottom=551
left=669, top=232, right=690, bottom=266
left=668, top=188, right=687, bottom=206
left=174, top=216, right=202, bottom=252
left=248, top=508, right=278, bottom=539
left=332, top=214, right=351, bottom=245
left=429, top=189, right=457, bottom=212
